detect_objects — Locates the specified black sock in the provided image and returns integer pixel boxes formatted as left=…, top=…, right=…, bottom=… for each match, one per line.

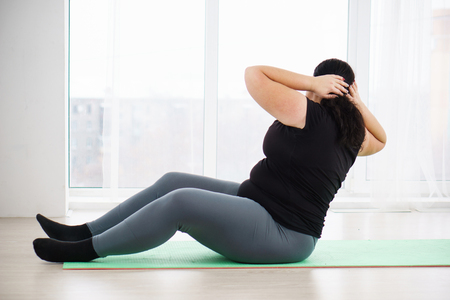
left=33, top=238, right=100, bottom=262
left=36, top=214, right=92, bottom=241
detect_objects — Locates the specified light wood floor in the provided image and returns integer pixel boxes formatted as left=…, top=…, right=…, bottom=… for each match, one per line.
left=1, top=210, right=450, bottom=300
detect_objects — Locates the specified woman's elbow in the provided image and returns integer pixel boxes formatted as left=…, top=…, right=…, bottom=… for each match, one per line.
left=245, top=66, right=265, bottom=91
left=245, top=66, right=260, bottom=82
left=358, top=134, right=386, bottom=156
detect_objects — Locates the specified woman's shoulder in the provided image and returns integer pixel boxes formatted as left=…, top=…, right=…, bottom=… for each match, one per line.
left=303, top=98, right=332, bottom=130
left=275, top=99, right=330, bottom=132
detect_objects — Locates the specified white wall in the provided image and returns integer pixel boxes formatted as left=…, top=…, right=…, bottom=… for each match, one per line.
left=0, top=0, right=67, bottom=217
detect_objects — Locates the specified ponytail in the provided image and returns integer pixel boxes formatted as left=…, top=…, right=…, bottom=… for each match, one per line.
left=313, top=58, right=365, bottom=150
left=320, top=96, right=365, bottom=149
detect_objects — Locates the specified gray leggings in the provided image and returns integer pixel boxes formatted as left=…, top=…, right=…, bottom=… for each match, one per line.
left=88, top=172, right=317, bottom=264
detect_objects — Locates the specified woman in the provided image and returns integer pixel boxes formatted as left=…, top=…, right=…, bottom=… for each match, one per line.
left=33, top=59, right=386, bottom=263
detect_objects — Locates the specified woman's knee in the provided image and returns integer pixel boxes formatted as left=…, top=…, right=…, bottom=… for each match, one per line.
left=157, top=172, right=183, bottom=185
left=158, top=188, right=201, bottom=215
left=152, top=172, right=190, bottom=196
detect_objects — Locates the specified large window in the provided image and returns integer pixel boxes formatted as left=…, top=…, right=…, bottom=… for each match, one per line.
left=70, top=0, right=349, bottom=193
left=70, top=0, right=450, bottom=208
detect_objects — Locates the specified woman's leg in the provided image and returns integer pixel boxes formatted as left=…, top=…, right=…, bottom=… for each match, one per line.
left=36, top=172, right=240, bottom=241
left=87, top=172, right=240, bottom=236
left=34, top=187, right=316, bottom=263
left=92, top=188, right=316, bottom=264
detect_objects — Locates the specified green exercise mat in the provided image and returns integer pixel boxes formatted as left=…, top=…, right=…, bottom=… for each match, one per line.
left=63, top=239, right=450, bottom=270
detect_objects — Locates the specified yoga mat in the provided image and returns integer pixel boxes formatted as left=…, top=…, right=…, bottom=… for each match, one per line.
left=63, top=239, right=450, bottom=270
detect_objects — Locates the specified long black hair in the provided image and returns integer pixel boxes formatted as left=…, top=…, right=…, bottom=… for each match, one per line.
left=313, top=58, right=365, bottom=150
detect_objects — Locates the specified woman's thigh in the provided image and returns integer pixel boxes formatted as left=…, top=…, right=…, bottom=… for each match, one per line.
left=88, top=172, right=240, bottom=235
left=170, top=188, right=316, bottom=263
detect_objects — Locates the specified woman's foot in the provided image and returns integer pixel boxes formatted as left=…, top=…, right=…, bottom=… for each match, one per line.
left=36, top=214, right=92, bottom=241
left=33, top=238, right=99, bottom=262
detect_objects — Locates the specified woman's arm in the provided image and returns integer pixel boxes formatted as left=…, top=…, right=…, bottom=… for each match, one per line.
left=346, top=82, right=387, bottom=156
left=245, top=65, right=348, bottom=128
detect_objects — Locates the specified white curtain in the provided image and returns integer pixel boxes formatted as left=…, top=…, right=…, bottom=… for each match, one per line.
left=367, top=0, right=450, bottom=210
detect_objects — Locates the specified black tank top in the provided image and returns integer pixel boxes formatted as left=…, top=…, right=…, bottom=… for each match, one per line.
left=237, top=99, right=359, bottom=238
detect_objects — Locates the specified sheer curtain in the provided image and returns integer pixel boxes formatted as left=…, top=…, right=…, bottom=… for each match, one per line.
left=367, top=0, right=450, bottom=210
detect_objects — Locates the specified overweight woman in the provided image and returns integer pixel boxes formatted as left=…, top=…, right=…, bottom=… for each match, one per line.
left=34, top=58, right=386, bottom=263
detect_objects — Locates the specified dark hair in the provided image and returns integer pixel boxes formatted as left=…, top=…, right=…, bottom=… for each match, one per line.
left=313, top=58, right=365, bottom=150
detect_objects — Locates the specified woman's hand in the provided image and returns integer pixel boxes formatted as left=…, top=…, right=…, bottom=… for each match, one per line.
left=311, top=75, right=349, bottom=99
left=346, top=81, right=362, bottom=105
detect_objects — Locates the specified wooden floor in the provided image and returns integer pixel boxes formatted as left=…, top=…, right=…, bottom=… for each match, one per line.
left=1, top=210, right=450, bottom=300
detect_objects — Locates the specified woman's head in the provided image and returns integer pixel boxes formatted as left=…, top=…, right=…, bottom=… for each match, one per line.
left=313, top=58, right=355, bottom=89
left=313, top=59, right=365, bottom=150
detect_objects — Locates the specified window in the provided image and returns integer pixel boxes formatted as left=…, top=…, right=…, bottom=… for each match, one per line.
left=71, top=1, right=448, bottom=208
left=70, top=0, right=348, bottom=192
left=69, top=0, right=205, bottom=189
left=86, top=137, right=92, bottom=149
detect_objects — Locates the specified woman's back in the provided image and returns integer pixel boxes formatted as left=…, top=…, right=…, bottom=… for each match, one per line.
left=238, top=99, right=359, bottom=238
